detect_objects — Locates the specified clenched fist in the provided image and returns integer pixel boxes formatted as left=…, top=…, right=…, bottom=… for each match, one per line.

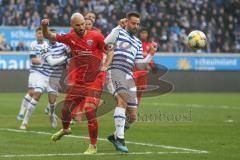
left=149, top=42, right=158, bottom=56
left=118, top=18, right=127, bottom=28
left=41, top=19, right=49, bottom=26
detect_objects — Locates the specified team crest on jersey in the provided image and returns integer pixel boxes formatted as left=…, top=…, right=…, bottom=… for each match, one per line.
left=121, top=42, right=131, bottom=48
left=87, top=39, right=93, bottom=46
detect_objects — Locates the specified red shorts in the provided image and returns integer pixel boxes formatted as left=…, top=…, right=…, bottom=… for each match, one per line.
left=65, top=71, right=106, bottom=110
left=84, top=71, right=106, bottom=106
left=133, top=70, right=148, bottom=90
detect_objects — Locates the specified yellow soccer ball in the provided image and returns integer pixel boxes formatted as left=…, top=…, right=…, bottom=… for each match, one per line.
left=187, top=30, right=207, bottom=50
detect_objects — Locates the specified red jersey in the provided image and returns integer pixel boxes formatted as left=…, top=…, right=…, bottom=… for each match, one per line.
left=56, top=30, right=105, bottom=84
left=142, top=41, right=152, bottom=55
left=133, top=41, right=155, bottom=94
left=134, top=41, right=153, bottom=73
left=142, top=41, right=156, bottom=67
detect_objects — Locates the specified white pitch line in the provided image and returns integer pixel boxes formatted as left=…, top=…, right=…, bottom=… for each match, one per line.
left=0, top=151, right=205, bottom=158
left=0, top=128, right=208, bottom=154
left=155, top=102, right=240, bottom=110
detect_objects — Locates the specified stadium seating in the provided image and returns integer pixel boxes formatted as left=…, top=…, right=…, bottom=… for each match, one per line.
left=0, top=0, right=239, bottom=53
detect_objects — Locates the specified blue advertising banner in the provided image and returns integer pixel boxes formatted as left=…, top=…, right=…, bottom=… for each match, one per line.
left=153, top=54, right=240, bottom=71
left=0, top=27, right=69, bottom=49
left=0, top=53, right=30, bottom=70
left=0, top=53, right=240, bottom=71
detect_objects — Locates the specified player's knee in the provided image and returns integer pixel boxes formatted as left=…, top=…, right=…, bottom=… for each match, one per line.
left=84, top=105, right=97, bottom=122
left=48, top=96, right=56, bottom=104
left=116, top=93, right=128, bottom=108
left=116, top=97, right=128, bottom=108
left=48, top=95, right=54, bottom=104
left=84, top=102, right=96, bottom=110
left=129, top=114, right=137, bottom=123
left=127, top=114, right=137, bottom=123
left=33, top=92, right=42, bottom=101
left=28, top=90, right=34, bottom=97
left=48, top=99, right=56, bottom=105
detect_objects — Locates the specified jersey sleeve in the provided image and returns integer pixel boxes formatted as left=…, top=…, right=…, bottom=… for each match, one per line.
left=96, top=32, right=106, bottom=52
left=41, top=45, right=51, bottom=60
left=135, top=43, right=144, bottom=60
left=56, top=33, right=71, bottom=45
left=104, top=26, right=121, bottom=45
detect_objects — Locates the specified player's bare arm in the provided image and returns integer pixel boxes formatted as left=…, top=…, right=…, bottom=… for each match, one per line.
left=101, top=47, right=114, bottom=71
left=31, top=57, right=42, bottom=65
left=135, top=42, right=157, bottom=70
left=149, top=42, right=158, bottom=56
left=45, top=54, right=67, bottom=66
left=41, top=19, right=57, bottom=41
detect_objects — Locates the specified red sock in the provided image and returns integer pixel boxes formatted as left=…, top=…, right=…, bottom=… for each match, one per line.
left=61, top=97, right=81, bottom=129
left=85, top=106, right=98, bottom=145
left=61, top=101, right=73, bottom=129
left=137, top=92, right=142, bottom=104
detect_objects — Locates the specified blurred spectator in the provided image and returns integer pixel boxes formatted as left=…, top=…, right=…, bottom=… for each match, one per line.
left=0, top=0, right=239, bottom=53
left=16, top=41, right=28, bottom=51
left=0, top=38, right=12, bottom=51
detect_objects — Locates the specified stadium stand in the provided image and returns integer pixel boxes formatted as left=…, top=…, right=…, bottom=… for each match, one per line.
left=0, top=0, right=239, bottom=53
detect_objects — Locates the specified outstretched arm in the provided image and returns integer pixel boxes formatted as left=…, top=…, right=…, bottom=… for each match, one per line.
left=42, top=51, right=67, bottom=66
left=41, top=19, right=57, bottom=41
left=45, top=55, right=67, bottom=66
left=135, top=43, right=157, bottom=70
left=101, top=49, right=114, bottom=71
left=101, top=26, right=122, bottom=71
left=31, top=57, right=42, bottom=64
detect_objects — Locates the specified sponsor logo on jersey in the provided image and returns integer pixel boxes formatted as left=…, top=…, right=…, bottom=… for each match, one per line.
left=87, top=39, right=93, bottom=46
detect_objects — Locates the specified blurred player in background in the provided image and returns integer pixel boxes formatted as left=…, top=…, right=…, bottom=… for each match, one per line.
left=41, top=13, right=106, bottom=154
left=133, top=28, right=157, bottom=104
left=17, top=27, right=47, bottom=121
left=85, top=18, right=94, bottom=31
left=104, top=12, right=157, bottom=153
left=85, top=11, right=101, bottom=32
left=19, top=29, right=69, bottom=129
left=85, top=11, right=96, bottom=24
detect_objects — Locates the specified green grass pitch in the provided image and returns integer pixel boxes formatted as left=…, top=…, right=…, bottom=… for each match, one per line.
left=0, top=93, right=240, bottom=160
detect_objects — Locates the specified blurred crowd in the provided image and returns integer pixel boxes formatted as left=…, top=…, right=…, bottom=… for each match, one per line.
left=0, top=0, right=240, bottom=53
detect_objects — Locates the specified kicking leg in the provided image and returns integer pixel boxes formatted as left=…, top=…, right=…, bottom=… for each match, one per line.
left=107, top=93, right=128, bottom=153
left=20, top=91, right=41, bottom=129
left=48, top=92, right=58, bottom=128
left=83, top=102, right=98, bottom=154
left=125, top=107, right=138, bottom=132
left=17, top=89, right=34, bottom=120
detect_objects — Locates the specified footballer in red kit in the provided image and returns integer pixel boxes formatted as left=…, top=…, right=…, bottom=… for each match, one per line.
left=70, top=12, right=103, bottom=121
left=133, top=29, right=156, bottom=103
left=41, top=12, right=106, bottom=154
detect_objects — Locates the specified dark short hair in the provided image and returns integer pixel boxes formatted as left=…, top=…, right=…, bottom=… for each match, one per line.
left=85, top=11, right=96, bottom=16
left=49, top=28, right=56, bottom=32
left=35, top=27, right=42, bottom=32
left=126, top=11, right=141, bottom=19
left=140, top=28, right=149, bottom=33
left=84, top=17, right=94, bottom=23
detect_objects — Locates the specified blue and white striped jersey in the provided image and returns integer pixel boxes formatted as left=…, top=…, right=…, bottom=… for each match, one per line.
left=105, top=26, right=144, bottom=75
left=29, top=40, right=48, bottom=73
left=40, top=42, right=68, bottom=78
